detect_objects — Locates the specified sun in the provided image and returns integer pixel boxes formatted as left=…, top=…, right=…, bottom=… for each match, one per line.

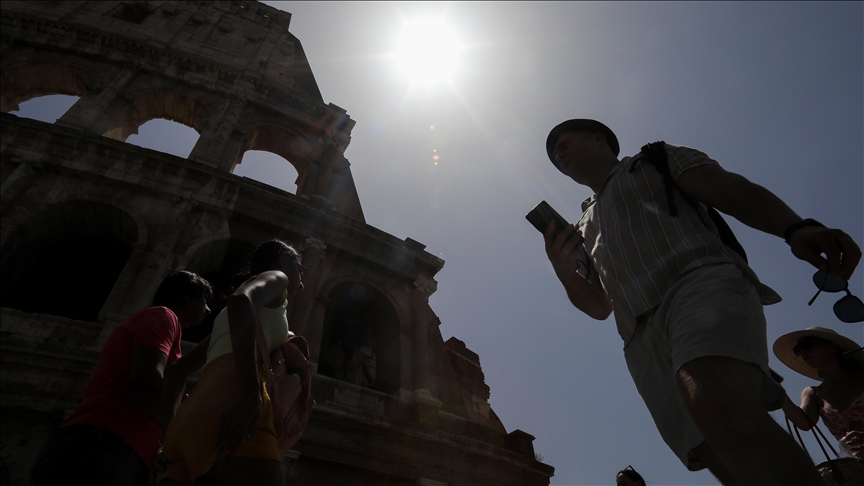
left=392, top=18, right=462, bottom=86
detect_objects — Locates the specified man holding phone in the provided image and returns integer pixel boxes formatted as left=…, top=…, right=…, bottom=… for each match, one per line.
left=539, top=119, right=860, bottom=485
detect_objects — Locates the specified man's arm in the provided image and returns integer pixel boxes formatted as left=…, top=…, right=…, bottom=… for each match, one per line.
left=676, top=164, right=861, bottom=280
left=544, top=222, right=613, bottom=319
left=161, top=335, right=211, bottom=432
left=129, top=346, right=169, bottom=426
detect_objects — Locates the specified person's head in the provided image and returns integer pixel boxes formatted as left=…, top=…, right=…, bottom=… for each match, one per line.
left=546, top=119, right=620, bottom=190
left=249, top=239, right=305, bottom=298
left=773, top=326, right=864, bottom=380
left=616, top=466, right=646, bottom=486
left=153, top=270, right=213, bottom=328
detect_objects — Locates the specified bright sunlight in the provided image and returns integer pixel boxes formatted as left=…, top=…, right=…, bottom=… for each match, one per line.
left=392, top=18, right=462, bottom=86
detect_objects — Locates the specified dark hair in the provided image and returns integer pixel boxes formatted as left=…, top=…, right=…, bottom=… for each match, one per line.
left=153, top=270, right=213, bottom=307
left=617, top=466, right=646, bottom=486
left=249, top=239, right=301, bottom=275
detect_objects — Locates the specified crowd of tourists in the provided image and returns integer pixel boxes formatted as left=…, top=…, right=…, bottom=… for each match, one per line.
left=30, top=240, right=311, bottom=486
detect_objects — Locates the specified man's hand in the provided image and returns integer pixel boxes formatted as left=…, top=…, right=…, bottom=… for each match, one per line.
left=788, top=226, right=861, bottom=281
left=543, top=221, right=585, bottom=274
left=543, top=221, right=612, bottom=319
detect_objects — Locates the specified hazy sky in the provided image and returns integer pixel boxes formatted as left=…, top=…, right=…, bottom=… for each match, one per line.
left=16, top=2, right=863, bottom=485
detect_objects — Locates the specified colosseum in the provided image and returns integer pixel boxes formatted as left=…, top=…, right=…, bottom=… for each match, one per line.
left=0, top=1, right=553, bottom=485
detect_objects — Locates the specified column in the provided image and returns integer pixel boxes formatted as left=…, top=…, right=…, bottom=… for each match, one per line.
left=188, top=99, right=247, bottom=170
left=409, top=274, right=441, bottom=422
left=56, top=68, right=137, bottom=134
left=95, top=243, right=150, bottom=327
left=115, top=197, right=197, bottom=311
left=288, top=237, right=326, bottom=338
left=0, top=158, right=41, bottom=221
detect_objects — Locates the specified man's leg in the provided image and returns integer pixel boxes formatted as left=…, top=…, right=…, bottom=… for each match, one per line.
left=691, top=441, right=737, bottom=486
left=677, top=356, right=820, bottom=486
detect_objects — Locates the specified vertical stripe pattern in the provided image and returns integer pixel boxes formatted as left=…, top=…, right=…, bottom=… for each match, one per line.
left=575, top=144, right=775, bottom=342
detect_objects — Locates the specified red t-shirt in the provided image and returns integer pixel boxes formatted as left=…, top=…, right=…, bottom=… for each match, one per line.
left=62, top=307, right=182, bottom=466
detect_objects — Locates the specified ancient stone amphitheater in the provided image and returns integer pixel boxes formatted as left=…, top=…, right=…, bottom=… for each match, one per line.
left=0, top=2, right=553, bottom=485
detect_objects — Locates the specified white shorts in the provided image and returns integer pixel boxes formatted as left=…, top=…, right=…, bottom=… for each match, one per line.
left=623, top=263, right=785, bottom=470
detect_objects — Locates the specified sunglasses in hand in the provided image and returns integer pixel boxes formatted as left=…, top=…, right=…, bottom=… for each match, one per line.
left=807, top=271, right=864, bottom=323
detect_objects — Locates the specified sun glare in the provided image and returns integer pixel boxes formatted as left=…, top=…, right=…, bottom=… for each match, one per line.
left=392, top=19, right=461, bottom=86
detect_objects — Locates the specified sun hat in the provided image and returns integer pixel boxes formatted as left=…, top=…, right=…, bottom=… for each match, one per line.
left=773, top=326, right=864, bottom=380
left=545, top=119, right=620, bottom=172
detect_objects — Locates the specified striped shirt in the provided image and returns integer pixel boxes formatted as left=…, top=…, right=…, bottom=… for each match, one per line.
left=575, top=144, right=781, bottom=343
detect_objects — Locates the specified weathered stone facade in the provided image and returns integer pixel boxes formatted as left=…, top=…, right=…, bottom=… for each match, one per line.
left=0, top=2, right=553, bottom=485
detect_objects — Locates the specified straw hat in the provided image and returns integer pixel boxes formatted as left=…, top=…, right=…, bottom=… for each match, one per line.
left=773, top=326, right=864, bottom=380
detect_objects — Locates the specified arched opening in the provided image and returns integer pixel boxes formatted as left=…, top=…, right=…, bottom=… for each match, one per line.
left=232, top=150, right=299, bottom=193
left=0, top=63, right=90, bottom=113
left=126, top=118, right=200, bottom=159
left=181, top=239, right=256, bottom=343
left=318, top=282, right=401, bottom=394
left=234, top=124, right=314, bottom=194
left=10, top=94, right=80, bottom=124
left=103, top=91, right=207, bottom=148
left=0, top=201, right=138, bottom=322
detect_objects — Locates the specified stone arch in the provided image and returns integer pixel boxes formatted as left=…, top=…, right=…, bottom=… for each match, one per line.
left=102, top=89, right=209, bottom=142
left=180, top=237, right=257, bottom=342
left=317, top=279, right=403, bottom=395
left=11, top=190, right=151, bottom=247
left=233, top=123, right=317, bottom=193
left=0, top=200, right=139, bottom=322
left=0, top=62, right=92, bottom=113
left=316, top=276, right=409, bottom=326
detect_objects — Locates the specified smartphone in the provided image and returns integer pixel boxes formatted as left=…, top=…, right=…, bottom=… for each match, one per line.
left=526, top=201, right=584, bottom=245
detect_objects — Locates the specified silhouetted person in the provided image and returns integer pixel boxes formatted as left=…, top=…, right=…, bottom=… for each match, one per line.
left=539, top=118, right=860, bottom=484
left=156, top=240, right=306, bottom=486
left=30, top=271, right=213, bottom=486
left=776, top=326, right=864, bottom=458
left=616, top=466, right=647, bottom=486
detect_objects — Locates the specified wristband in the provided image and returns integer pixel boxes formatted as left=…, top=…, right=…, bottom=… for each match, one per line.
left=783, top=218, right=825, bottom=244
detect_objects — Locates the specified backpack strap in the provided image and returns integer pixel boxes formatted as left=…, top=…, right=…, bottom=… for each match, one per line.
left=634, top=141, right=748, bottom=263
left=633, top=141, right=682, bottom=216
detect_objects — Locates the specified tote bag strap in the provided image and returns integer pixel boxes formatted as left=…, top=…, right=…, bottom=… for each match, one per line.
left=786, top=416, right=844, bottom=484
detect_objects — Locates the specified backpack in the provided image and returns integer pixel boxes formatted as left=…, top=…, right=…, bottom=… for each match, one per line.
left=634, top=141, right=748, bottom=263
left=634, top=142, right=790, bottom=386
left=255, top=321, right=315, bottom=453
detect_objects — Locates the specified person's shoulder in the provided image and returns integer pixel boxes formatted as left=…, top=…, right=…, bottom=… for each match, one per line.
left=664, top=143, right=709, bottom=156
left=124, top=306, right=178, bottom=330
left=141, top=306, right=177, bottom=320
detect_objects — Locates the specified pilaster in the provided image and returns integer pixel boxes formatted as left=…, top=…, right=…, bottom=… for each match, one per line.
left=188, top=99, right=248, bottom=170
left=289, top=237, right=326, bottom=338
left=409, top=274, right=441, bottom=422
left=56, top=68, right=137, bottom=135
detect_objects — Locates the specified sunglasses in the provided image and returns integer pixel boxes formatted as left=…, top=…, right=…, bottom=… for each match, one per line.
left=807, top=271, right=864, bottom=323
left=296, top=263, right=307, bottom=277
left=793, top=337, right=828, bottom=356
